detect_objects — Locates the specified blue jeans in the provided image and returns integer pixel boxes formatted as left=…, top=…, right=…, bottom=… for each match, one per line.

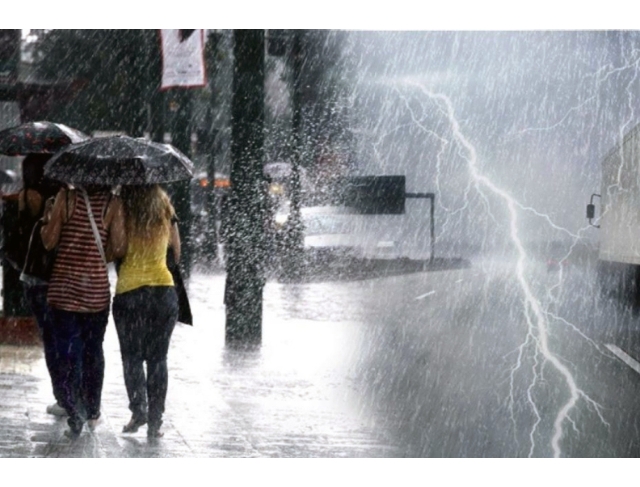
left=112, top=286, right=178, bottom=429
left=51, top=307, right=109, bottom=432
left=23, top=284, right=63, bottom=405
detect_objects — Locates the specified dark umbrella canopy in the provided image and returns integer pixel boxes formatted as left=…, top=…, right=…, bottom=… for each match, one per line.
left=0, top=121, right=89, bottom=155
left=0, top=169, right=17, bottom=185
left=43, top=135, right=194, bottom=186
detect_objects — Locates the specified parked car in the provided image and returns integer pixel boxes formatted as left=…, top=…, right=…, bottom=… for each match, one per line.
left=301, top=206, right=360, bottom=266
left=272, top=205, right=400, bottom=270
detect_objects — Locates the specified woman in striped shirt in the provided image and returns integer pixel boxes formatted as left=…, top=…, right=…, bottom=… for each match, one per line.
left=41, top=184, right=126, bottom=438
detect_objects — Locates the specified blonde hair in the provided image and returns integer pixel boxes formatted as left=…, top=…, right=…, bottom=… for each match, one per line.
left=120, top=184, right=175, bottom=242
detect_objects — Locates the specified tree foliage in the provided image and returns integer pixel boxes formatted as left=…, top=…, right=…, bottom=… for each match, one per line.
left=33, top=29, right=160, bottom=135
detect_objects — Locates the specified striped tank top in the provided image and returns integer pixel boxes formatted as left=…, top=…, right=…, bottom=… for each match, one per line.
left=47, top=190, right=111, bottom=312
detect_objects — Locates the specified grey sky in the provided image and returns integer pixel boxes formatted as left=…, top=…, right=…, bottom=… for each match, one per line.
left=343, top=31, right=640, bottom=250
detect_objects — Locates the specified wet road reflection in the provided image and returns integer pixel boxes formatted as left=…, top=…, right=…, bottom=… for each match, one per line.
left=5, top=254, right=640, bottom=457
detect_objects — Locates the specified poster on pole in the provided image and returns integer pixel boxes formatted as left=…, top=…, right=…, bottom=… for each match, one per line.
left=160, top=29, right=206, bottom=90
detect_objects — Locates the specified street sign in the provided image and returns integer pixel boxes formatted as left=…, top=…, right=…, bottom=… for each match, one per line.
left=160, top=29, right=206, bottom=90
left=340, top=175, right=406, bottom=214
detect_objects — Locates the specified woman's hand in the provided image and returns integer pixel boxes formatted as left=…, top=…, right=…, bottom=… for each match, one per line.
left=169, top=222, right=181, bottom=263
left=40, top=189, right=66, bottom=250
left=42, top=197, right=55, bottom=224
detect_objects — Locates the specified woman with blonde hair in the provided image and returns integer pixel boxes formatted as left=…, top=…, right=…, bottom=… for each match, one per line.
left=113, top=184, right=181, bottom=438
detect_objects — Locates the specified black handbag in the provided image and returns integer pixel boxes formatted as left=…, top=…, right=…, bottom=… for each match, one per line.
left=22, top=219, right=56, bottom=283
left=167, top=246, right=193, bottom=326
left=114, top=244, right=193, bottom=326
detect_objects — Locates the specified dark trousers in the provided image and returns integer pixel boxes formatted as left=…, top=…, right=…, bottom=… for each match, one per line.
left=51, top=307, right=109, bottom=431
left=112, top=286, right=178, bottom=429
left=23, top=284, right=63, bottom=405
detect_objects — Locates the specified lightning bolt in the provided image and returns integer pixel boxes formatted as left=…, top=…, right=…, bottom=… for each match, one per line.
left=388, top=78, right=606, bottom=458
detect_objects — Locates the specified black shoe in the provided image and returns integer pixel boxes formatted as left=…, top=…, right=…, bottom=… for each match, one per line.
left=63, top=428, right=80, bottom=439
left=65, top=416, right=84, bottom=438
left=147, top=426, right=164, bottom=438
left=122, top=416, right=147, bottom=433
left=147, top=419, right=163, bottom=438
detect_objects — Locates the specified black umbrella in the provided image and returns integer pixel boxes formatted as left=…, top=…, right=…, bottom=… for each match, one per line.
left=44, top=135, right=195, bottom=186
left=0, top=121, right=89, bottom=155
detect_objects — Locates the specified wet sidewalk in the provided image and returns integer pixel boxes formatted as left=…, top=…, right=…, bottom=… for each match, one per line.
left=0, top=270, right=403, bottom=458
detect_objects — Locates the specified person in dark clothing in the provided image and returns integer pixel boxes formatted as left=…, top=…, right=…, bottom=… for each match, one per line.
left=112, top=184, right=181, bottom=439
left=17, top=154, right=66, bottom=416
left=41, top=185, right=127, bottom=438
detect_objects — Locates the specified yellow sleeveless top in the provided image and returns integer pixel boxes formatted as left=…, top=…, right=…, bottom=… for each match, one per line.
left=115, top=225, right=174, bottom=295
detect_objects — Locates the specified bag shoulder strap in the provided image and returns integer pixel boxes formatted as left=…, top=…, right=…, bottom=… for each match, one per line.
left=80, top=188, right=107, bottom=266
left=63, top=188, right=76, bottom=224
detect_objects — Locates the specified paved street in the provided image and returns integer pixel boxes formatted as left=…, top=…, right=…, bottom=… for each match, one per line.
left=2, top=255, right=640, bottom=460
left=0, top=268, right=404, bottom=458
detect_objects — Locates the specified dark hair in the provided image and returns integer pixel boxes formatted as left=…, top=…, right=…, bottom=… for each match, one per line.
left=22, top=154, right=51, bottom=189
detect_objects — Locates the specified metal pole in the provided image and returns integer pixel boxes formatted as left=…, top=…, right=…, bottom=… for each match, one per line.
left=430, top=194, right=435, bottom=263
left=281, top=30, right=305, bottom=281
left=149, top=89, right=164, bottom=144
left=167, top=88, right=193, bottom=279
left=203, top=128, right=218, bottom=264
left=123, top=29, right=147, bottom=138
left=201, top=31, right=221, bottom=265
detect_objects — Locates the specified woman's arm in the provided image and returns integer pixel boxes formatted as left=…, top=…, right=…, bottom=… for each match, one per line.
left=18, top=189, right=43, bottom=217
left=169, top=222, right=181, bottom=263
left=40, top=189, right=66, bottom=250
left=104, top=196, right=127, bottom=262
